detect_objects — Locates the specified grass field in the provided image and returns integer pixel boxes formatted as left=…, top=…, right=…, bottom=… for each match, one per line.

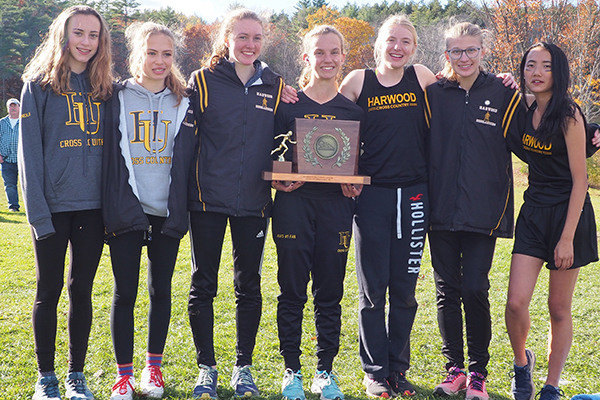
left=1, top=160, right=599, bottom=400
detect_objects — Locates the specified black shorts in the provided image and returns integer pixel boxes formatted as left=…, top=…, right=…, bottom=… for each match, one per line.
left=513, top=195, right=598, bottom=270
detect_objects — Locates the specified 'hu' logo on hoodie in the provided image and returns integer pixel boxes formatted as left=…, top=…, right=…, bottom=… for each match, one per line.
left=129, top=110, right=172, bottom=153
left=63, top=92, right=102, bottom=134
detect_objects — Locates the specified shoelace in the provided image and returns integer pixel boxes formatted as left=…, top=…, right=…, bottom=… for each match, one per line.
left=113, top=375, right=134, bottom=395
left=536, top=386, right=564, bottom=400
left=148, top=366, right=164, bottom=388
left=285, top=370, right=303, bottom=389
left=443, top=368, right=463, bottom=383
left=68, top=377, right=87, bottom=393
left=237, top=367, right=255, bottom=386
left=511, top=365, right=530, bottom=387
left=469, top=374, right=485, bottom=392
left=198, top=367, right=216, bottom=386
left=389, top=371, right=406, bottom=384
left=41, top=378, right=61, bottom=398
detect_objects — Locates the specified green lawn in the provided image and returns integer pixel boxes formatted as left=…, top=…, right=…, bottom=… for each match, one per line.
left=1, top=160, right=599, bottom=399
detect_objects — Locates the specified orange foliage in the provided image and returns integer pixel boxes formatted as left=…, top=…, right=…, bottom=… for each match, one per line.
left=182, top=23, right=215, bottom=76
left=486, top=0, right=600, bottom=118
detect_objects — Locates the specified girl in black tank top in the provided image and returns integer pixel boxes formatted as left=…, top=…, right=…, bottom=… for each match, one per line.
left=338, top=14, right=437, bottom=398
left=506, top=42, right=597, bottom=400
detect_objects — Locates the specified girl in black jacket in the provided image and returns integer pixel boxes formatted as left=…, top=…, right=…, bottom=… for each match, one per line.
left=424, top=22, right=523, bottom=400
left=185, top=9, right=285, bottom=400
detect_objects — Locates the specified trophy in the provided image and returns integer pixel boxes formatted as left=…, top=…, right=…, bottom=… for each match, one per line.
left=262, top=118, right=370, bottom=185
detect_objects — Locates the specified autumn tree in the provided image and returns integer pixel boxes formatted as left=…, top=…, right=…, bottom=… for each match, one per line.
left=180, top=22, right=214, bottom=78
left=483, top=0, right=600, bottom=119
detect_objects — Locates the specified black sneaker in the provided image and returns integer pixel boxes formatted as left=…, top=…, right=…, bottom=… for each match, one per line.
left=537, top=385, right=564, bottom=400
left=388, top=371, right=415, bottom=397
left=363, top=376, right=392, bottom=398
left=511, top=349, right=536, bottom=400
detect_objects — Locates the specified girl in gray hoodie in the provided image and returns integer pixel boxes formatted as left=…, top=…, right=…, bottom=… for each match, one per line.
left=19, top=6, right=113, bottom=400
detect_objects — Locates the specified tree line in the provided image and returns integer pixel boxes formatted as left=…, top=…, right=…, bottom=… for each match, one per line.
left=0, top=0, right=599, bottom=119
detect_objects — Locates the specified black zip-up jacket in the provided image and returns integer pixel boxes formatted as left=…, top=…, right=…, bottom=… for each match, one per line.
left=187, top=60, right=284, bottom=218
left=102, top=82, right=196, bottom=239
left=424, top=71, right=525, bottom=238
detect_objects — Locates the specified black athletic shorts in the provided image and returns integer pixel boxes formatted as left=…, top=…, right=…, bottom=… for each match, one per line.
left=513, top=195, right=598, bottom=270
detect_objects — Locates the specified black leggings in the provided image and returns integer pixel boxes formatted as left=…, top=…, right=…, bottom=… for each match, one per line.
left=109, top=215, right=180, bottom=364
left=32, top=210, right=104, bottom=373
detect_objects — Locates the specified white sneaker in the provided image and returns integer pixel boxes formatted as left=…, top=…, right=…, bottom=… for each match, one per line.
left=65, top=372, right=94, bottom=400
left=140, top=366, right=165, bottom=398
left=110, top=375, right=136, bottom=400
left=33, top=375, right=62, bottom=400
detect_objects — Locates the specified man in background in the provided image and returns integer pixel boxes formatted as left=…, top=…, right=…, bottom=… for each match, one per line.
left=0, top=98, right=20, bottom=212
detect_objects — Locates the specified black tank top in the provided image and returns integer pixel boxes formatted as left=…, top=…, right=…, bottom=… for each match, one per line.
left=356, top=66, right=427, bottom=187
left=522, top=102, right=573, bottom=206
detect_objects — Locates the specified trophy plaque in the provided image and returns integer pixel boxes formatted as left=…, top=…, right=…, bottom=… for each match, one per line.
left=262, top=118, right=370, bottom=185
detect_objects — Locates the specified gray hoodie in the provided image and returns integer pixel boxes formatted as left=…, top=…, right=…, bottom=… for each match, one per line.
left=116, top=78, right=189, bottom=217
left=19, top=72, right=106, bottom=239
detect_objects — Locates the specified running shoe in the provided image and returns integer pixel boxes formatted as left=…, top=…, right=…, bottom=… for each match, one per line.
left=511, top=349, right=536, bottom=400
left=231, top=365, right=259, bottom=398
left=110, top=375, right=135, bottom=400
left=193, top=364, right=218, bottom=400
left=65, top=372, right=94, bottom=400
left=388, top=371, right=415, bottom=397
left=282, top=369, right=305, bottom=400
left=33, top=375, right=62, bottom=400
left=537, top=385, right=564, bottom=400
left=363, top=375, right=392, bottom=398
left=434, top=367, right=467, bottom=396
left=140, top=365, right=165, bottom=398
left=311, top=370, right=343, bottom=400
left=466, top=372, right=488, bottom=400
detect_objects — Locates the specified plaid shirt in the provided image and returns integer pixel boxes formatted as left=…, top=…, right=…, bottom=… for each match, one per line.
left=0, top=115, right=19, bottom=164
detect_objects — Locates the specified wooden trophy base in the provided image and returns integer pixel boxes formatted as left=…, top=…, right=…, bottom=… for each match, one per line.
left=262, top=170, right=371, bottom=185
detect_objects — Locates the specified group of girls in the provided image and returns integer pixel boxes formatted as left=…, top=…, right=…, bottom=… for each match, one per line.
left=17, top=4, right=597, bottom=400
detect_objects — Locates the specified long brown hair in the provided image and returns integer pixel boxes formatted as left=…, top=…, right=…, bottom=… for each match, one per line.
left=206, top=8, right=265, bottom=70
left=125, top=21, right=187, bottom=104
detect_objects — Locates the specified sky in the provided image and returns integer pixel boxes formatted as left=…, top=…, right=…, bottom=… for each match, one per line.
left=136, top=0, right=363, bottom=22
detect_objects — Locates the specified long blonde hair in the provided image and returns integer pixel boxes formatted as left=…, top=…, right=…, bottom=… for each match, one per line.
left=439, top=22, right=488, bottom=81
left=22, top=5, right=113, bottom=100
left=298, top=25, right=346, bottom=89
left=125, top=21, right=187, bottom=104
left=374, top=14, right=418, bottom=69
left=206, top=8, right=265, bottom=69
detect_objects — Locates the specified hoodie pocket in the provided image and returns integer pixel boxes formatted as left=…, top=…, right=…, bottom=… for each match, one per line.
left=48, top=155, right=102, bottom=203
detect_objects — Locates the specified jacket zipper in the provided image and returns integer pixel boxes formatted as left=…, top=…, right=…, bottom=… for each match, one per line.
left=451, top=89, right=469, bottom=231
left=235, top=87, right=249, bottom=216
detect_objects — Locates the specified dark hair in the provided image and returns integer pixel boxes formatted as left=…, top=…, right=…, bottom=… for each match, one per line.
left=519, top=42, right=581, bottom=142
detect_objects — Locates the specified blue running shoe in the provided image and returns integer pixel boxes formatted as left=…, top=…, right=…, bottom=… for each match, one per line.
left=537, top=385, right=564, bottom=400
left=511, top=349, right=536, bottom=400
left=311, top=370, right=343, bottom=400
left=65, top=372, right=94, bottom=400
left=231, top=365, right=259, bottom=398
left=282, top=369, right=305, bottom=400
left=193, top=364, right=218, bottom=400
left=33, top=375, right=62, bottom=400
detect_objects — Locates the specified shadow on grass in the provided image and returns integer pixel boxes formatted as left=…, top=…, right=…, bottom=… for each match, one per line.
left=0, top=213, right=23, bottom=223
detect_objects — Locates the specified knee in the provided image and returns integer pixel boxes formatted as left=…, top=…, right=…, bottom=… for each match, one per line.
left=548, top=299, right=572, bottom=324
left=505, top=294, right=528, bottom=317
